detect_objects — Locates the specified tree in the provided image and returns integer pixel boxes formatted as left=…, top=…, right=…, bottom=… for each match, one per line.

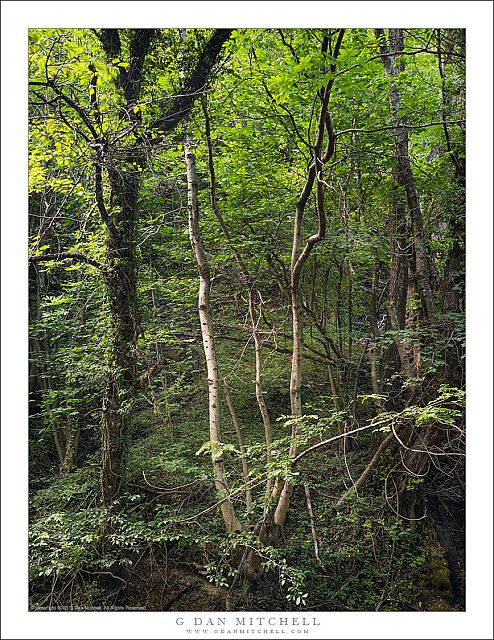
left=185, top=136, right=242, bottom=533
left=273, top=29, right=345, bottom=527
left=375, top=28, right=437, bottom=324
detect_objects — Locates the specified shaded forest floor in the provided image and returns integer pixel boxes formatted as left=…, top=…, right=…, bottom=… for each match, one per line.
left=29, top=391, right=465, bottom=613
left=29, top=513, right=465, bottom=613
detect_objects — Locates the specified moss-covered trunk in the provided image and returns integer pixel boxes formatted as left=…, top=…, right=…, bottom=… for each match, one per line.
left=100, top=173, right=140, bottom=508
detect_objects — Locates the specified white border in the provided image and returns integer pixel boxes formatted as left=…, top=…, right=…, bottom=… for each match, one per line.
left=2, top=2, right=493, bottom=639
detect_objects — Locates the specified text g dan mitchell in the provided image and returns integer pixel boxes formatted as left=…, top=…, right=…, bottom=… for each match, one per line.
left=176, top=617, right=321, bottom=628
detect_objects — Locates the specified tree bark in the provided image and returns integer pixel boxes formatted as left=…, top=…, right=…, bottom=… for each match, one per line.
left=93, top=29, right=153, bottom=507
left=387, top=167, right=415, bottom=379
left=369, top=258, right=385, bottom=416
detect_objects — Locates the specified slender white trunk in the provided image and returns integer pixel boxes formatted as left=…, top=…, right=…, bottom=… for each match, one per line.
left=185, top=138, right=242, bottom=533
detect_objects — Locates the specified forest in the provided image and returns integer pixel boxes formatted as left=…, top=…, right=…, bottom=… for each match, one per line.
left=28, top=27, right=466, bottom=614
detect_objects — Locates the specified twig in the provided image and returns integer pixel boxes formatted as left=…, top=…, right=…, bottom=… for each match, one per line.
left=293, top=421, right=375, bottom=466
left=177, top=477, right=267, bottom=523
left=304, top=484, right=326, bottom=572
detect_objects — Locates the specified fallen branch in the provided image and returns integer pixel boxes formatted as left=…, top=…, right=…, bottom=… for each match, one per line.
left=162, top=581, right=197, bottom=611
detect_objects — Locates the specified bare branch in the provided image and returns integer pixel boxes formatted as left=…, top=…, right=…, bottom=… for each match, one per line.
left=336, top=119, right=465, bottom=138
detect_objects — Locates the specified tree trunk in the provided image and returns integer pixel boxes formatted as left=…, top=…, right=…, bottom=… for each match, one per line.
left=252, top=317, right=274, bottom=509
left=369, top=258, right=385, bottom=417
left=387, top=168, right=415, bottom=379
left=96, top=28, right=232, bottom=509
left=100, top=171, right=140, bottom=507
left=95, top=30, right=153, bottom=508
left=392, top=426, right=442, bottom=522
left=274, top=29, right=345, bottom=527
left=376, top=28, right=437, bottom=324
left=436, top=29, right=465, bottom=316
left=185, top=138, right=242, bottom=533
left=61, top=413, right=79, bottom=475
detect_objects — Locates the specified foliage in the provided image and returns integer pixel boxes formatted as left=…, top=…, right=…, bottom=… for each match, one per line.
left=28, top=27, right=465, bottom=612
